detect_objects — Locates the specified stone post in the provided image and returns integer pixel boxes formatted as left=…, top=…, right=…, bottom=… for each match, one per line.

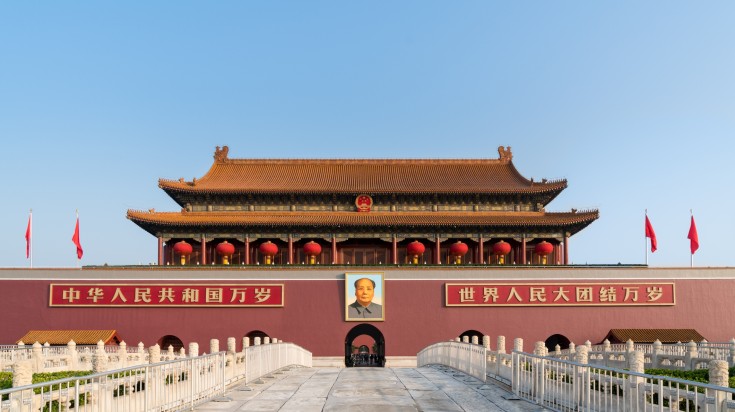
left=625, top=339, right=634, bottom=353
left=149, top=344, right=161, bottom=364
left=585, top=340, right=592, bottom=349
left=534, top=341, right=546, bottom=356
left=514, top=338, right=523, bottom=353
left=31, top=342, right=43, bottom=373
left=454, top=337, right=460, bottom=342
left=179, top=347, right=186, bottom=357
left=462, top=335, right=469, bottom=343
left=12, top=360, right=32, bottom=387
left=569, top=342, right=576, bottom=355
left=471, top=336, right=479, bottom=345
left=575, top=345, right=590, bottom=409
left=729, top=338, right=735, bottom=367
left=254, top=337, right=261, bottom=346
left=708, top=360, right=729, bottom=408
left=272, top=338, right=278, bottom=344
left=627, top=351, right=645, bottom=410
left=93, top=343, right=109, bottom=372
left=555, top=345, right=561, bottom=356
left=189, top=342, right=199, bottom=357
left=210, top=339, right=220, bottom=354
left=685, top=340, right=698, bottom=369
left=264, top=337, right=271, bottom=345
left=651, top=339, right=662, bottom=368
left=243, top=337, right=250, bottom=349
left=68, top=340, right=79, bottom=369
left=167, top=345, right=175, bottom=359
left=227, top=337, right=236, bottom=355
left=482, top=335, right=491, bottom=350
left=497, top=336, right=506, bottom=354
left=138, top=342, right=146, bottom=363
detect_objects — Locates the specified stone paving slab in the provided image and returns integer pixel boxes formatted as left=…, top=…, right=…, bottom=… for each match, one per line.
left=195, top=365, right=548, bottom=411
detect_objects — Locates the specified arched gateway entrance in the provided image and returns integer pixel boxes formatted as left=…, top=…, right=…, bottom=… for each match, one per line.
left=345, top=324, right=385, bottom=367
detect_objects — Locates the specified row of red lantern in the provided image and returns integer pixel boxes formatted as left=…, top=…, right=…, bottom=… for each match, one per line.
left=172, top=239, right=556, bottom=265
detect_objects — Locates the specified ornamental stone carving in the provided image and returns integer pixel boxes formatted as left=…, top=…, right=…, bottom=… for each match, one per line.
left=709, top=360, right=729, bottom=387
left=628, top=350, right=645, bottom=373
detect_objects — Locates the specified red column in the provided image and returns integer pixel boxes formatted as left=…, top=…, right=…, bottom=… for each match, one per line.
left=521, top=237, right=526, bottom=265
left=288, top=235, right=294, bottom=264
left=563, top=235, right=569, bottom=265
left=201, top=235, right=207, bottom=265
left=392, top=236, right=398, bottom=265
left=332, top=237, right=337, bottom=264
left=478, top=235, right=484, bottom=264
left=244, top=236, right=250, bottom=265
left=157, top=237, right=163, bottom=266
left=435, top=236, right=441, bottom=264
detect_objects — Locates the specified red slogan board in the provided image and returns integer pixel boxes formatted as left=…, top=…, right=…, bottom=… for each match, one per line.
left=446, top=283, right=675, bottom=306
left=50, top=284, right=284, bottom=307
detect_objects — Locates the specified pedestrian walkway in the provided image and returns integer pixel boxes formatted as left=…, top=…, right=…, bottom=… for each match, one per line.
left=194, top=365, right=546, bottom=411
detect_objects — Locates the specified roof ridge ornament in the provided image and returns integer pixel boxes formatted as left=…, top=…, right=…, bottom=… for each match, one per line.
left=498, top=146, right=512, bottom=162
left=214, top=145, right=230, bottom=163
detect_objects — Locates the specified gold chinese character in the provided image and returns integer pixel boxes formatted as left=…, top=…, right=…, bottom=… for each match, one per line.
left=599, top=287, right=617, bottom=302
left=647, top=286, right=663, bottom=302
left=230, top=288, right=248, bottom=303
left=458, top=287, right=475, bottom=302
left=254, top=288, right=272, bottom=303
left=506, top=287, right=523, bottom=302
left=158, top=288, right=175, bottom=303
left=623, top=287, right=639, bottom=302
left=182, top=288, right=199, bottom=303
left=87, top=288, right=104, bottom=303
left=483, top=287, right=498, bottom=303
left=576, top=287, right=593, bottom=302
left=111, top=288, right=127, bottom=303
left=553, top=287, right=570, bottom=302
left=206, top=288, right=223, bottom=303
left=62, top=288, right=80, bottom=303
left=529, top=287, right=546, bottom=302
left=134, top=288, right=152, bottom=303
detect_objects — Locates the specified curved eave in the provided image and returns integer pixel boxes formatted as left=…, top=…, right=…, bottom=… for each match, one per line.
left=127, top=209, right=598, bottom=237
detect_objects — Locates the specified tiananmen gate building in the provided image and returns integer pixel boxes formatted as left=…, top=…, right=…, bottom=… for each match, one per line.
left=2, top=146, right=733, bottom=367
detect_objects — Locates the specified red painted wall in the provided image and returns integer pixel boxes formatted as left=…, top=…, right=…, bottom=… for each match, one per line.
left=1, top=271, right=732, bottom=357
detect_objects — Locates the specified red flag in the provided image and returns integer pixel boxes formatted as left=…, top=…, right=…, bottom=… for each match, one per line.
left=645, top=215, right=657, bottom=252
left=72, top=216, right=83, bottom=259
left=688, top=215, right=699, bottom=254
left=25, top=213, right=31, bottom=259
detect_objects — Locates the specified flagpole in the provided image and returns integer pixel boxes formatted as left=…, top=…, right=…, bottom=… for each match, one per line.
left=29, top=209, right=33, bottom=268
left=644, top=209, right=648, bottom=265
left=690, top=210, right=694, bottom=268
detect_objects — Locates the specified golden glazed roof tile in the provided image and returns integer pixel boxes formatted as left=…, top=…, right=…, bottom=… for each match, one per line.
left=17, top=330, right=121, bottom=345
left=604, top=329, right=705, bottom=344
left=127, top=210, right=599, bottom=227
left=158, top=147, right=567, bottom=195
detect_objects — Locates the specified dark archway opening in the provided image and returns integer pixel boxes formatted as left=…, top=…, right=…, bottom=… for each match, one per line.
left=545, top=333, right=571, bottom=352
left=459, top=329, right=484, bottom=344
left=159, top=335, right=184, bottom=352
left=345, top=324, right=385, bottom=367
left=245, top=330, right=270, bottom=345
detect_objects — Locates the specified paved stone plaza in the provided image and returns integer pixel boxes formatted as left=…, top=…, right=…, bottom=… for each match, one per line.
left=195, top=365, right=546, bottom=412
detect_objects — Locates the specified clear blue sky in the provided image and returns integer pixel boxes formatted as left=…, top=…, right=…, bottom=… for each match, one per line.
left=1, top=2, right=733, bottom=268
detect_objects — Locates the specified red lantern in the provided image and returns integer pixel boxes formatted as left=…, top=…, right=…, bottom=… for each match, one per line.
left=406, top=241, right=425, bottom=255
left=173, top=241, right=193, bottom=265
left=492, top=240, right=511, bottom=265
left=492, top=240, right=511, bottom=255
left=535, top=241, right=553, bottom=255
left=216, top=241, right=235, bottom=265
left=173, top=241, right=193, bottom=255
left=406, top=240, right=425, bottom=264
left=535, top=241, right=554, bottom=265
left=449, top=241, right=469, bottom=264
left=449, top=241, right=468, bottom=256
left=259, top=241, right=279, bottom=265
left=303, top=241, right=322, bottom=265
